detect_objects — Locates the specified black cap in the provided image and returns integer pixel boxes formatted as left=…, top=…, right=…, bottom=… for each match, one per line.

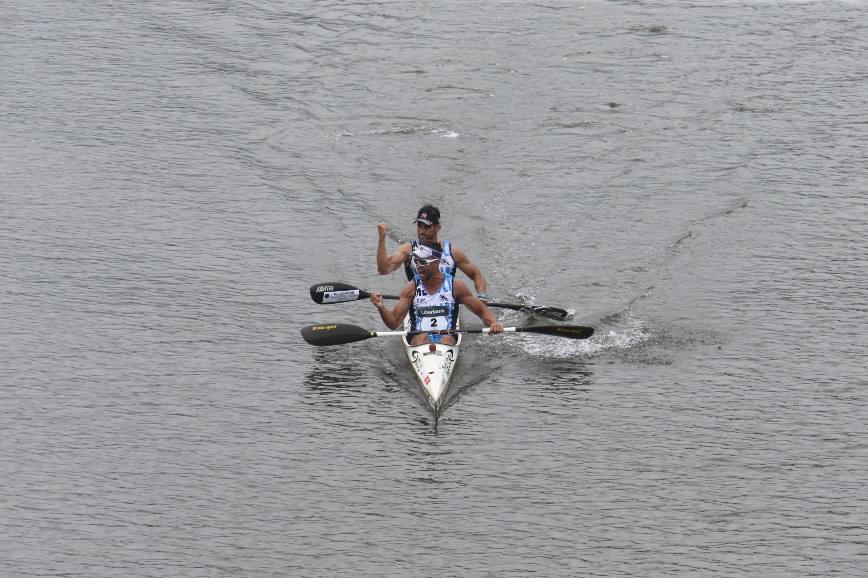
left=413, top=205, right=440, bottom=226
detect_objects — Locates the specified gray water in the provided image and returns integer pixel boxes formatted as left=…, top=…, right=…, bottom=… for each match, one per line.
left=3, top=1, right=867, bottom=576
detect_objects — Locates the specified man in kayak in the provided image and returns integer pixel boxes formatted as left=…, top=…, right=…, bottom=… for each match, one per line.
left=376, top=204, right=490, bottom=301
left=371, top=243, right=503, bottom=346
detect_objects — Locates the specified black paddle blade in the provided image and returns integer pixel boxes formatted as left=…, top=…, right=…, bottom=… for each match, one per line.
left=301, top=323, right=374, bottom=346
left=519, top=325, right=594, bottom=339
left=524, top=305, right=572, bottom=321
left=484, top=301, right=573, bottom=321
left=309, top=282, right=370, bottom=304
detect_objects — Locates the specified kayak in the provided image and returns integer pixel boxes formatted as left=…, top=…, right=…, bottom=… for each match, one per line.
left=403, top=315, right=461, bottom=424
left=303, top=282, right=594, bottom=427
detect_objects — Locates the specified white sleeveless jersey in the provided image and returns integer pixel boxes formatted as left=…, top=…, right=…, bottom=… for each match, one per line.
left=405, top=239, right=456, bottom=281
left=409, top=274, right=459, bottom=332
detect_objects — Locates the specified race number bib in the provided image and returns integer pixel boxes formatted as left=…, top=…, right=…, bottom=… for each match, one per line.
left=418, top=305, right=449, bottom=331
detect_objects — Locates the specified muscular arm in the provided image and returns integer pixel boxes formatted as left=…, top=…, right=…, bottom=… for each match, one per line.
left=451, top=247, right=487, bottom=296
left=453, top=280, right=501, bottom=332
left=377, top=225, right=412, bottom=275
left=372, top=281, right=415, bottom=329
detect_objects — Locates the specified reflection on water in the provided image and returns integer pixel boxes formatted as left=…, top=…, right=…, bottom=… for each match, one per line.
left=540, top=359, right=594, bottom=392
left=302, top=349, right=368, bottom=404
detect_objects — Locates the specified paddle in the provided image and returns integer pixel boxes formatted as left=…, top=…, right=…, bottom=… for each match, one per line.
left=309, top=282, right=398, bottom=304
left=309, top=282, right=574, bottom=320
left=481, top=300, right=573, bottom=321
left=301, top=323, right=594, bottom=347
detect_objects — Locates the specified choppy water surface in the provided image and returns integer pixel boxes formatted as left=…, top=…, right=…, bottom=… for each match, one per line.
left=2, top=1, right=867, bottom=576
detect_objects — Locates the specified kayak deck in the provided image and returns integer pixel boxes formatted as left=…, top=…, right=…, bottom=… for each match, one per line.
left=403, top=316, right=461, bottom=420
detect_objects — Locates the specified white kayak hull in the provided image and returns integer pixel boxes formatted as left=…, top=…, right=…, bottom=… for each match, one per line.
left=403, top=316, right=461, bottom=421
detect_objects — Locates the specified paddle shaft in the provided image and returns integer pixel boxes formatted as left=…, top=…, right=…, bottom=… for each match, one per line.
left=310, top=282, right=572, bottom=320
left=377, top=327, right=528, bottom=337
left=301, top=323, right=593, bottom=346
left=401, top=326, right=592, bottom=339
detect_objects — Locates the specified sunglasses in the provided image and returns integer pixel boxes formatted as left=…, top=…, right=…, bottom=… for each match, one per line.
left=413, top=256, right=440, bottom=266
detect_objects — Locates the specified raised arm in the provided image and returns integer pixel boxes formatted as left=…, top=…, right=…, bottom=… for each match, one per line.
left=451, top=246, right=488, bottom=297
left=377, top=223, right=412, bottom=275
left=371, top=281, right=415, bottom=329
left=453, top=280, right=502, bottom=333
